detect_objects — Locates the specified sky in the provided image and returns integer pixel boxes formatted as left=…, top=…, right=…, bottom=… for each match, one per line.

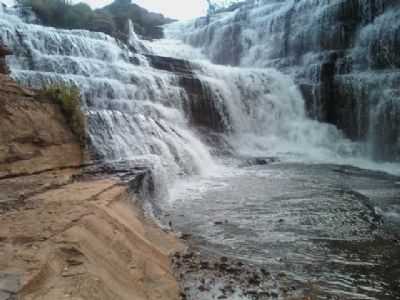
left=74, top=0, right=209, bottom=20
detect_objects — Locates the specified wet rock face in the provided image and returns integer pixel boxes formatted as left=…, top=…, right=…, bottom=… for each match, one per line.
left=146, top=54, right=227, bottom=132
left=0, top=45, right=11, bottom=74
left=182, top=0, right=400, bottom=161
left=0, top=74, right=83, bottom=178
left=179, top=75, right=227, bottom=132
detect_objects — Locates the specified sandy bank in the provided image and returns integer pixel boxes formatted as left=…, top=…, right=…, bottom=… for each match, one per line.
left=0, top=173, right=183, bottom=300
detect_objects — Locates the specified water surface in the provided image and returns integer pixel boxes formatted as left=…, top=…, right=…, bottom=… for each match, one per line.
left=163, top=161, right=400, bottom=299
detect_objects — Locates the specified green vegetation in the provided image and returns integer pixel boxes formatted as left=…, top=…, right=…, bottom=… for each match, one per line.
left=41, top=85, right=86, bottom=147
left=18, top=0, right=174, bottom=40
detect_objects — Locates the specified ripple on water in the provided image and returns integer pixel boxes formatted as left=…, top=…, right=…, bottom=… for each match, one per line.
left=162, top=162, right=400, bottom=299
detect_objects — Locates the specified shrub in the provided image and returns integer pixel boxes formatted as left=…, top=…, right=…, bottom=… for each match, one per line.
left=41, top=85, right=86, bottom=147
left=18, top=0, right=173, bottom=40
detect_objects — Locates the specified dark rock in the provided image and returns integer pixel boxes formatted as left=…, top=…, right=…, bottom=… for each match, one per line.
left=218, top=263, right=229, bottom=271
left=248, top=274, right=260, bottom=286
left=0, top=45, right=12, bottom=75
left=277, top=272, right=287, bottom=278
left=198, top=285, right=207, bottom=292
left=144, top=54, right=228, bottom=132
left=0, top=46, right=12, bottom=57
left=179, top=233, right=192, bottom=240
left=183, top=252, right=194, bottom=260
left=259, top=291, right=271, bottom=297
left=241, top=157, right=279, bottom=167
left=271, top=291, right=279, bottom=298
left=200, top=261, right=209, bottom=269
left=261, top=268, right=270, bottom=277
left=145, top=54, right=193, bottom=75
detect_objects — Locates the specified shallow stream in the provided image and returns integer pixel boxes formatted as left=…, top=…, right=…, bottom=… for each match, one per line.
left=162, top=160, right=400, bottom=299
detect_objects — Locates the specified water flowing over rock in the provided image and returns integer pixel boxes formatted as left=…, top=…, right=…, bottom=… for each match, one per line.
left=0, top=3, right=397, bottom=199
left=170, top=0, right=400, bottom=161
left=127, top=19, right=149, bottom=54
left=0, top=10, right=218, bottom=196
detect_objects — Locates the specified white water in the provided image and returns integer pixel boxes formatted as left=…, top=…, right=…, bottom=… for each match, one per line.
left=160, top=8, right=400, bottom=176
left=0, top=9, right=217, bottom=199
left=167, top=0, right=400, bottom=165
left=0, top=4, right=398, bottom=203
left=148, top=31, right=355, bottom=163
left=0, top=0, right=15, bottom=8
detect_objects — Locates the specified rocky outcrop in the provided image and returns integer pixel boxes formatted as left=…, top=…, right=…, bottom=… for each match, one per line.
left=146, top=54, right=227, bottom=131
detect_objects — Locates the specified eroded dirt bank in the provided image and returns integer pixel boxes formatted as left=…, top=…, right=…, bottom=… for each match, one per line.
left=0, top=70, right=183, bottom=300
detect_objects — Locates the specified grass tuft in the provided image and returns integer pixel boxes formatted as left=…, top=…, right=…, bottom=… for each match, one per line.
left=41, top=85, right=86, bottom=147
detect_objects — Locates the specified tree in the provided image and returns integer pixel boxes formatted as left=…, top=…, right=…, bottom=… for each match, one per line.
left=21, top=0, right=173, bottom=40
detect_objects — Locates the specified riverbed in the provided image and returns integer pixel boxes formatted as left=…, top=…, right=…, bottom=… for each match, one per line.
left=162, top=160, right=400, bottom=299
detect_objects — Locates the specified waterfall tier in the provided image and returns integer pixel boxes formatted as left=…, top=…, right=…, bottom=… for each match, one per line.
left=0, top=5, right=398, bottom=187
left=169, top=0, right=400, bottom=162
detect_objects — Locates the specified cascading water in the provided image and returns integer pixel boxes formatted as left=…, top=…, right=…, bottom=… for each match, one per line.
left=0, top=9, right=216, bottom=201
left=147, top=37, right=399, bottom=173
left=1, top=4, right=398, bottom=182
left=187, top=62, right=357, bottom=161
left=169, top=0, right=400, bottom=163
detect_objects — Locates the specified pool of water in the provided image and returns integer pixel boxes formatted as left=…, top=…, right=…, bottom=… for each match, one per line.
left=161, top=161, right=400, bottom=299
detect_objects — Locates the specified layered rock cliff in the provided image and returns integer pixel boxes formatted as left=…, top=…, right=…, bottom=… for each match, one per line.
left=0, top=73, right=83, bottom=179
left=176, top=0, right=400, bottom=161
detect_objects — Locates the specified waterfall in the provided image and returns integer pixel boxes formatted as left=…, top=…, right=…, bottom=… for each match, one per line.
left=170, top=0, right=400, bottom=162
left=0, top=9, right=216, bottom=199
left=0, top=2, right=398, bottom=194
left=127, top=19, right=149, bottom=54
left=189, top=63, right=357, bottom=160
